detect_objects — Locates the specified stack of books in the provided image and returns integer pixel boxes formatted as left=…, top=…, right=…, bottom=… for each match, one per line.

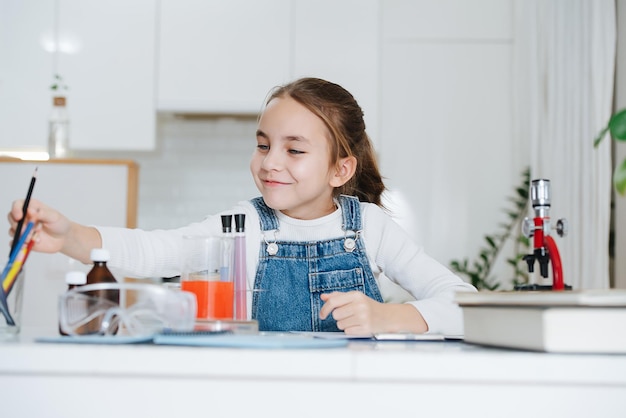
left=455, top=289, right=626, bottom=353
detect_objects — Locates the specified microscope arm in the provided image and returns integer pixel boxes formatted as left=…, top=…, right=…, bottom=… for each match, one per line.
left=545, top=235, right=564, bottom=290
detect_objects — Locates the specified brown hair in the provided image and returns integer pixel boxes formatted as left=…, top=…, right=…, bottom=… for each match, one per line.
left=266, top=77, right=386, bottom=206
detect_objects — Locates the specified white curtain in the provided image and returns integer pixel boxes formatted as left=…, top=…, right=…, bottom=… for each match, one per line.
left=513, top=0, right=616, bottom=289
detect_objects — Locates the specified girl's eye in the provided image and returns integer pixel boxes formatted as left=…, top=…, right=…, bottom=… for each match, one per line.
left=288, top=149, right=304, bottom=155
left=257, top=144, right=269, bottom=151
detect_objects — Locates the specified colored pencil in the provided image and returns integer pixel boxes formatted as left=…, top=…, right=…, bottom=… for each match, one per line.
left=4, top=221, right=34, bottom=273
left=2, top=166, right=38, bottom=324
left=1, top=221, right=33, bottom=282
left=0, top=289, right=13, bottom=325
left=0, top=225, right=36, bottom=326
left=10, top=167, right=37, bottom=257
left=3, top=232, right=36, bottom=294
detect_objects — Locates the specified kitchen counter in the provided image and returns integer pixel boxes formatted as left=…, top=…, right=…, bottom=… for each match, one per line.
left=1, top=328, right=625, bottom=417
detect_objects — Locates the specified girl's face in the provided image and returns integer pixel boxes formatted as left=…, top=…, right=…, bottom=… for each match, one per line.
left=251, top=96, right=341, bottom=220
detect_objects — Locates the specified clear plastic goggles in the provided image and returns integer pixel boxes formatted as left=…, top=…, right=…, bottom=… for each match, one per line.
left=58, top=283, right=196, bottom=337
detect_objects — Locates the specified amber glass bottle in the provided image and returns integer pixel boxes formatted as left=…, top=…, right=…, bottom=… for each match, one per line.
left=85, top=248, right=119, bottom=334
left=87, top=249, right=117, bottom=285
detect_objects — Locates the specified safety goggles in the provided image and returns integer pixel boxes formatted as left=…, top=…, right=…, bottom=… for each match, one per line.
left=58, top=282, right=196, bottom=337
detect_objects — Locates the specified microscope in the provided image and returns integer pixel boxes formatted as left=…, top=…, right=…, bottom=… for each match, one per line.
left=518, top=179, right=571, bottom=291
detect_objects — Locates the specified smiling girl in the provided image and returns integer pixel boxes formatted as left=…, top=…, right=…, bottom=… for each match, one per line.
left=9, top=77, right=476, bottom=335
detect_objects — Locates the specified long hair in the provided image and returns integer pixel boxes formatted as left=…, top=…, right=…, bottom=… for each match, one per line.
left=266, top=77, right=386, bottom=206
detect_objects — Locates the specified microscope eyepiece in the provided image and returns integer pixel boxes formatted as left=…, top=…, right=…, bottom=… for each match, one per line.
left=530, top=179, right=551, bottom=208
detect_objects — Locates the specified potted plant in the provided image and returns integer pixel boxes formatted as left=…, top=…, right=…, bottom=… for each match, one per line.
left=449, top=168, right=531, bottom=290
left=594, top=108, right=626, bottom=195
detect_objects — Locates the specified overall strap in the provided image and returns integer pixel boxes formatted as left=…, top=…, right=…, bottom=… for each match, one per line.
left=251, top=195, right=361, bottom=232
left=250, top=197, right=280, bottom=231
left=338, top=195, right=362, bottom=232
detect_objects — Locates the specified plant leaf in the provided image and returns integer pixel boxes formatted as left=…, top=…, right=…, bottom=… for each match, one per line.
left=594, top=125, right=610, bottom=147
left=609, top=108, right=626, bottom=140
left=614, top=158, right=626, bottom=196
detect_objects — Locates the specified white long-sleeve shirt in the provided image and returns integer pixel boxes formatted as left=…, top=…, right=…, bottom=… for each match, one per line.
left=97, top=200, right=476, bottom=335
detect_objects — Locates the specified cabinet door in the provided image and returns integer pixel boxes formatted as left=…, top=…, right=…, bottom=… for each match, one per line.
left=157, top=0, right=292, bottom=114
left=0, top=0, right=54, bottom=150
left=292, top=0, right=380, bottom=147
left=58, top=0, right=156, bottom=151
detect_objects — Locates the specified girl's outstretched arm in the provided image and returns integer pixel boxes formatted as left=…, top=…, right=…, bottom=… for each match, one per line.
left=8, top=198, right=101, bottom=264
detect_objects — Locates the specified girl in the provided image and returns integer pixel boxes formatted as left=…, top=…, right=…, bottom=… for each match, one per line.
left=8, top=78, right=476, bottom=335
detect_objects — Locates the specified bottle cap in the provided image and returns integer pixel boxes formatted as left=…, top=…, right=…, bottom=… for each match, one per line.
left=234, top=214, right=245, bottom=232
left=90, top=248, right=110, bottom=262
left=221, top=214, right=233, bottom=233
left=65, top=271, right=87, bottom=285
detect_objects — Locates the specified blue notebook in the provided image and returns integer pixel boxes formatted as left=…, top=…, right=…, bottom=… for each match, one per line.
left=36, top=335, right=154, bottom=345
left=153, top=332, right=349, bottom=349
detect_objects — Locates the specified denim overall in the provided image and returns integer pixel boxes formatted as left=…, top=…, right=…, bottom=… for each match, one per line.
left=250, top=195, right=383, bottom=332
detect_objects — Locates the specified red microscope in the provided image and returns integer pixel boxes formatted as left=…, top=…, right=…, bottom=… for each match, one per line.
left=518, top=179, right=571, bottom=291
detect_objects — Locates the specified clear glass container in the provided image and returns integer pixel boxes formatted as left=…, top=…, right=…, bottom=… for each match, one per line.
left=48, top=96, right=70, bottom=158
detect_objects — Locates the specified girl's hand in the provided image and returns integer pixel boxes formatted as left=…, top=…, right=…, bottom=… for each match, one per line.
left=319, top=291, right=428, bottom=335
left=8, top=198, right=71, bottom=254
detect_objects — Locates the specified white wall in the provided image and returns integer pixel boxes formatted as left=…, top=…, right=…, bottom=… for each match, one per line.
left=99, top=115, right=260, bottom=231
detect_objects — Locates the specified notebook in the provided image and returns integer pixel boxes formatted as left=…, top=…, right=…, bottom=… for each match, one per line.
left=153, top=332, right=349, bottom=349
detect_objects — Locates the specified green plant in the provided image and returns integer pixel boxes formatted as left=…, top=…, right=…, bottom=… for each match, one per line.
left=594, top=108, right=626, bottom=195
left=449, top=168, right=531, bottom=290
left=50, top=74, right=68, bottom=92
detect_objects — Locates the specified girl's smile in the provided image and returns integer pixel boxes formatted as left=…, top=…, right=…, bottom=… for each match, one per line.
left=261, top=177, right=291, bottom=186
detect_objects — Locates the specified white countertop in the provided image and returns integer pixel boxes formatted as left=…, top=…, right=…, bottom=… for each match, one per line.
left=1, top=327, right=626, bottom=418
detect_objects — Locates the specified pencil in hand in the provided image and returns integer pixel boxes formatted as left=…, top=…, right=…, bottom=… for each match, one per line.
left=10, top=167, right=38, bottom=257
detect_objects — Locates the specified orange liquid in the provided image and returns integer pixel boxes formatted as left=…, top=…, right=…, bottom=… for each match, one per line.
left=181, top=280, right=209, bottom=319
left=208, top=281, right=234, bottom=319
left=181, top=280, right=233, bottom=320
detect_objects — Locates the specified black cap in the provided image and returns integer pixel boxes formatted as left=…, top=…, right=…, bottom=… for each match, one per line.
left=221, top=214, right=232, bottom=233
left=234, top=213, right=245, bottom=232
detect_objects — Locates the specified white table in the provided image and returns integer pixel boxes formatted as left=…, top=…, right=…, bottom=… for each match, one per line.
left=1, top=327, right=625, bottom=418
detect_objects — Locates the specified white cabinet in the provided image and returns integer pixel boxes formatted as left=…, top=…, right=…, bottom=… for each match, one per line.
left=157, top=0, right=380, bottom=141
left=0, top=0, right=156, bottom=153
left=57, top=0, right=156, bottom=151
left=292, top=0, right=380, bottom=146
left=157, top=0, right=292, bottom=114
left=0, top=0, right=55, bottom=150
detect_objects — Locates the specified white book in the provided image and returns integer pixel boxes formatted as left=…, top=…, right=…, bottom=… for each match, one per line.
left=455, top=290, right=626, bottom=353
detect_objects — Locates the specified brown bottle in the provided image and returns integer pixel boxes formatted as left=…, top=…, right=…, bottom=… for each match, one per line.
left=59, top=271, right=87, bottom=336
left=85, top=248, right=119, bottom=334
